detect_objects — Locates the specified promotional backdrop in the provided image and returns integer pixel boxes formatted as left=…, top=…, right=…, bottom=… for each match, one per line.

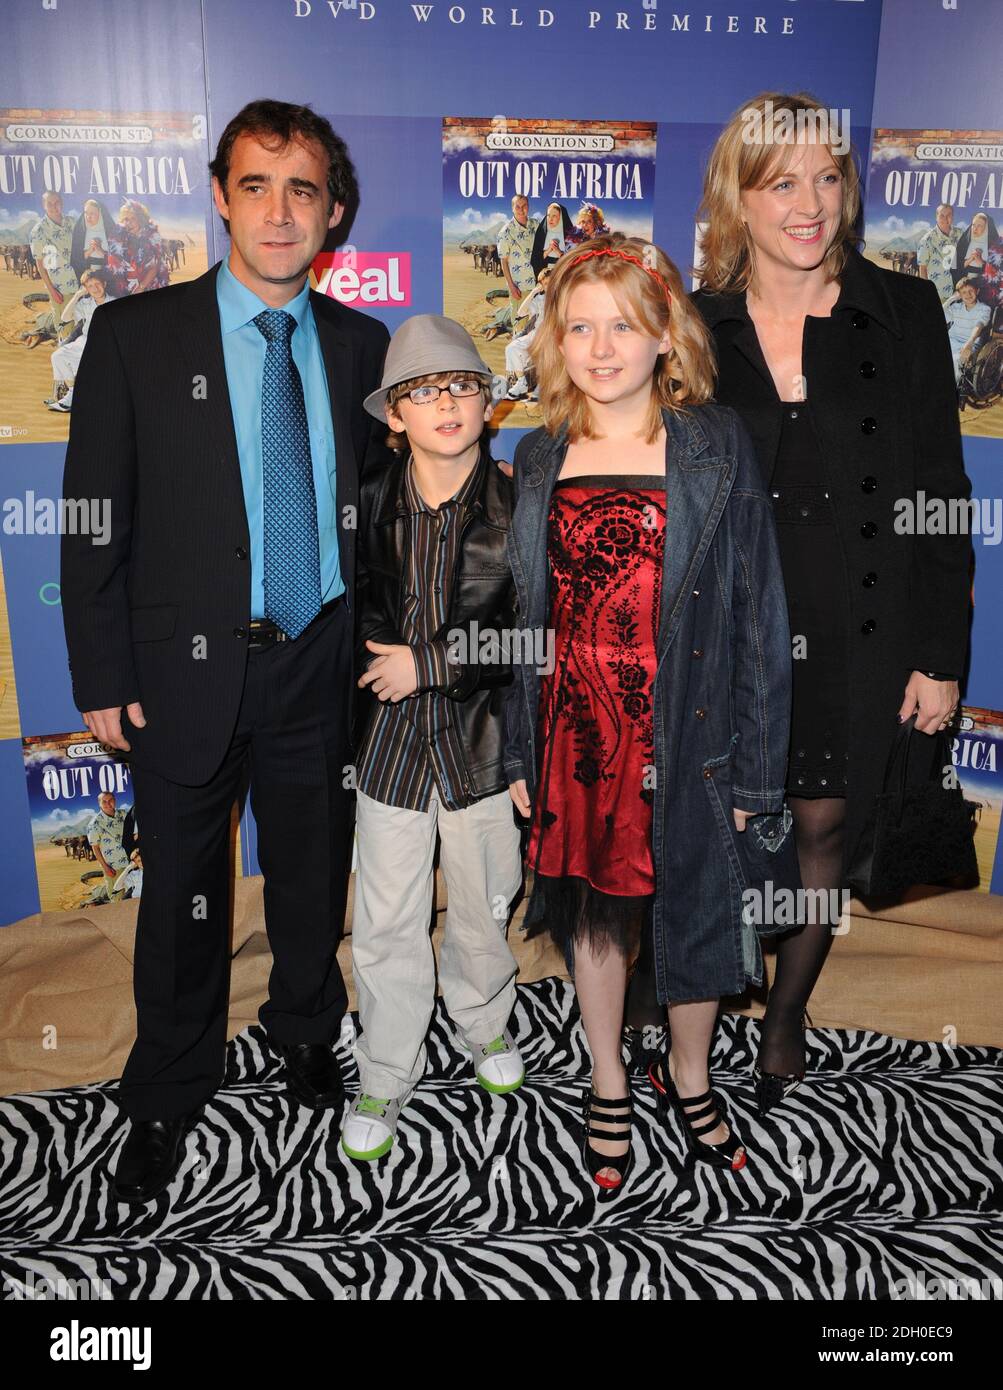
left=2, top=0, right=1001, bottom=923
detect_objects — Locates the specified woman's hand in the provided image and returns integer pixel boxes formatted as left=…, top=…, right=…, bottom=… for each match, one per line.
left=357, top=640, right=418, bottom=702
left=509, top=779, right=531, bottom=817
left=899, top=671, right=960, bottom=734
left=733, top=808, right=752, bottom=832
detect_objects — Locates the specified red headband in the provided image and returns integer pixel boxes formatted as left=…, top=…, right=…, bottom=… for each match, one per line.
left=565, top=246, right=673, bottom=310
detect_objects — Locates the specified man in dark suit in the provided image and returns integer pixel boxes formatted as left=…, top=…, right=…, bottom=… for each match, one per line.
left=60, top=100, right=391, bottom=1203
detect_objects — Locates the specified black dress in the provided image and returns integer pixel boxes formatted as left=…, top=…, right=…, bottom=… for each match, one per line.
left=771, top=402, right=849, bottom=799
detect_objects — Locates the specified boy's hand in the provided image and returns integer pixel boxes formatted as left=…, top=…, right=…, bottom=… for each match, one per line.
left=733, top=809, right=751, bottom=833
left=358, top=641, right=418, bottom=702
left=509, top=779, right=531, bottom=817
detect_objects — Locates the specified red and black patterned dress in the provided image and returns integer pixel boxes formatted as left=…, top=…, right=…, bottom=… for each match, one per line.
left=523, top=474, right=666, bottom=958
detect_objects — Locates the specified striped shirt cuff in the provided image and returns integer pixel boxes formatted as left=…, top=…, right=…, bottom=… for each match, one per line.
left=411, top=639, right=453, bottom=692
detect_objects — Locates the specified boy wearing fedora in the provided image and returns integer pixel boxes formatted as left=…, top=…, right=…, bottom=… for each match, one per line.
left=341, top=314, right=525, bottom=1162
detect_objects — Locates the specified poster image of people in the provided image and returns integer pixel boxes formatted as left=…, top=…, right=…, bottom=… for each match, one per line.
left=23, top=732, right=139, bottom=912
left=442, top=117, right=657, bottom=427
left=864, top=129, right=1003, bottom=438
left=951, top=708, right=1003, bottom=894
left=22, top=731, right=245, bottom=911
left=0, top=109, right=209, bottom=446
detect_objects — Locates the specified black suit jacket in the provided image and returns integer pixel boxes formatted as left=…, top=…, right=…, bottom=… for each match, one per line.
left=60, top=261, right=391, bottom=786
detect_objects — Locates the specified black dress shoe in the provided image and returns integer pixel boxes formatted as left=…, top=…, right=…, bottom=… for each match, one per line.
left=278, top=1042, right=345, bottom=1110
left=112, top=1113, right=200, bottom=1204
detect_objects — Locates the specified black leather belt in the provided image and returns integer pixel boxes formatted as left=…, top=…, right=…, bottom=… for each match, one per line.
left=248, top=594, right=345, bottom=651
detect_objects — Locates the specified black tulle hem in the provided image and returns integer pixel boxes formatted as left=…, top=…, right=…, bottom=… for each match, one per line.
left=522, top=870, right=654, bottom=960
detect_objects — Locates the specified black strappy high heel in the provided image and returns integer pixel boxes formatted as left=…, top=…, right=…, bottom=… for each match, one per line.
left=581, top=1081, right=634, bottom=1198
left=753, top=1007, right=813, bottom=1116
left=648, top=1052, right=747, bottom=1172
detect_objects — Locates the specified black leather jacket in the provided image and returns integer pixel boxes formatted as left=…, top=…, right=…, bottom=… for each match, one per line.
left=354, top=440, right=517, bottom=800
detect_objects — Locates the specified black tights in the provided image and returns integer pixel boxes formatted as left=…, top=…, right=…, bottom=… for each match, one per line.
left=624, top=796, right=847, bottom=1071
left=758, top=796, right=845, bottom=1075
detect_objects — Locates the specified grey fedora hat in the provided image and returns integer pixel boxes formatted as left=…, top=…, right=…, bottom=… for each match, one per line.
left=364, top=313, right=497, bottom=420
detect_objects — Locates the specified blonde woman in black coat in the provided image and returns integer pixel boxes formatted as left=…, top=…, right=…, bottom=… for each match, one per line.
left=687, top=92, right=973, bottom=1113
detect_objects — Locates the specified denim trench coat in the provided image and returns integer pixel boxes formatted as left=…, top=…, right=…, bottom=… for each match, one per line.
left=502, top=403, right=793, bottom=1003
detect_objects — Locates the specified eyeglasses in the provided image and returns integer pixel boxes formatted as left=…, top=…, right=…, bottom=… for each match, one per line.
left=401, top=380, right=483, bottom=406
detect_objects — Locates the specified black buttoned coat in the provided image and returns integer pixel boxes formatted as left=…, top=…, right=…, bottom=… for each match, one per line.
left=691, top=245, right=974, bottom=882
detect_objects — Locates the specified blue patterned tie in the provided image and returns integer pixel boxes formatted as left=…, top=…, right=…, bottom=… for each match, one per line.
left=253, top=308, right=322, bottom=639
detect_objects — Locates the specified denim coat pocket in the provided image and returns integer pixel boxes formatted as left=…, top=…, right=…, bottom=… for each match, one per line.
left=736, top=804, right=804, bottom=939
left=700, top=743, right=763, bottom=984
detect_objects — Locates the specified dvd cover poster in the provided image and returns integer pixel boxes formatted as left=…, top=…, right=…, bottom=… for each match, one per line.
left=864, top=129, right=1003, bottom=438
left=23, top=732, right=140, bottom=911
left=22, top=732, right=242, bottom=912
left=951, top=707, right=1003, bottom=892
left=442, top=116, right=657, bottom=428
left=0, top=108, right=210, bottom=446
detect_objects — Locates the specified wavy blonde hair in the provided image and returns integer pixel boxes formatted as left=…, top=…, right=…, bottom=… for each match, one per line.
left=696, top=91, right=861, bottom=294
left=530, top=233, right=715, bottom=443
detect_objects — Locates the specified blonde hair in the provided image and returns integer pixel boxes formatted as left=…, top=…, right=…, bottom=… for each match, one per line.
left=696, top=91, right=861, bottom=294
left=384, top=369, right=492, bottom=454
left=530, top=232, right=715, bottom=443
left=119, top=199, right=154, bottom=226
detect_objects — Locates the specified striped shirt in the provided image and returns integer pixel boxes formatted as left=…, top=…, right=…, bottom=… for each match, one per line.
left=356, top=450, right=485, bottom=812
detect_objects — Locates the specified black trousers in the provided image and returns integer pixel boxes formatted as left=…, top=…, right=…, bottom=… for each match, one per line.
left=119, top=599, right=354, bottom=1121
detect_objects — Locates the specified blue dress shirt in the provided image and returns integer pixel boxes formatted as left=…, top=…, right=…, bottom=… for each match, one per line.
left=216, top=257, right=343, bottom=619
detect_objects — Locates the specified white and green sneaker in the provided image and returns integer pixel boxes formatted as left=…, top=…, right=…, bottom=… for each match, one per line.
left=340, top=1092, right=404, bottom=1161
left=469, top=1030, right=525, bottom=1094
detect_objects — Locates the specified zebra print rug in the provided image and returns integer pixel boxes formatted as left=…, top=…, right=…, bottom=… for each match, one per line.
left=2, top=980, right=1001, bottom=1300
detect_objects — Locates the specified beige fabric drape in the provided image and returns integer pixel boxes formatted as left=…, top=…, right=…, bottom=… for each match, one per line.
left=2, top=875, right=1001, bottom=1096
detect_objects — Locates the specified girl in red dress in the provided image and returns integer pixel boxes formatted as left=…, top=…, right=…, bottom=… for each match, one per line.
left=508, top=236, right=763, bottom=1196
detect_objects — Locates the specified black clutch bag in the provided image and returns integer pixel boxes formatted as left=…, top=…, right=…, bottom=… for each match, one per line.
left=847, top=714, right=979, bottom=898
